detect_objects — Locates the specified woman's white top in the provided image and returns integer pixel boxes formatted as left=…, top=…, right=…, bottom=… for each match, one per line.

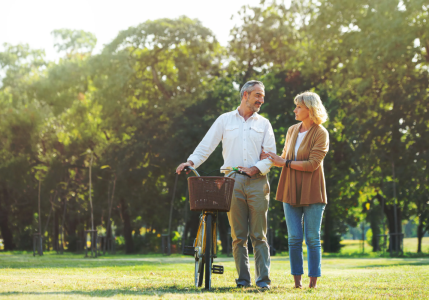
left=294, top=131, right=308, bottom=160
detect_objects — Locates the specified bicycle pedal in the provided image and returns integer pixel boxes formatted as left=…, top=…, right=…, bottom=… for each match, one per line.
left=183, top=246, right=195, bottom=256
left=212, top=265, right=224, bottom=274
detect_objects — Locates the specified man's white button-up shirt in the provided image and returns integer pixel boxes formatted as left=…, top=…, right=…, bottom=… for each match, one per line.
left=188, top=108, right=276, bottom=175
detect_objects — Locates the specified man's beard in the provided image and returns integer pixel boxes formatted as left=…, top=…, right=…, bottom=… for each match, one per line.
left=246, top=97, right=260, bottom=113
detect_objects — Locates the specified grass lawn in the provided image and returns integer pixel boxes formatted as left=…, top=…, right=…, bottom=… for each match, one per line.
left=1, top=238, right=428, bottom=299
left=322, top=237, right=429, bottom=257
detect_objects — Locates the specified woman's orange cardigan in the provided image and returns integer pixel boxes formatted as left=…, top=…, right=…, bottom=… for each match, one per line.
left=275, top=122, right=329, bottom=206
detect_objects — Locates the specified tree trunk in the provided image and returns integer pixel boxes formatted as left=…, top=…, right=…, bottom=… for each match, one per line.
left=68, top=211, right=77, bottom=239
left=383, top=204, right=402, bottom=252
left=53, top=206, right=59, bottom=252
left=182, top=211, right=200, bottom=249
left=120, top=197, right=134, bottom=254
left=367, top=194, right=383, bottom=252
left=0, top=203, right=14, bottom=251
left=322, top=204, right=332, bottom=252
left=218, top=212, right=229, bottom=254
left=189, top=211, right=200, bottom=244
left=61, top=199, right=67, bottom=252
left=67, top=211, right=78, bottom=252
left=107, top=220, right=112, bottom=239
left=0, top=187, right=15, bottom=250
left=417, top=216, right=424, bottom=253
left=369, top=219, right=381, bottom=252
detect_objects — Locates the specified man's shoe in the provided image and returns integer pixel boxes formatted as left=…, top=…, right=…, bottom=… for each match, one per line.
left=235, top=279, right=251, bottom=288
left=236, top=283, right=252, bottom=288
left=259, top=285, right=270, bottom=290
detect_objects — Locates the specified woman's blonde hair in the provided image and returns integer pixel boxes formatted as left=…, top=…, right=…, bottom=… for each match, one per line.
left=294, top=91, right=328, bottom=125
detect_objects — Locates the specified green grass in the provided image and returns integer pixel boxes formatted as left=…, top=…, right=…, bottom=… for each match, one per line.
left=1, top=248, right=429, bottom=299
left=319, top=237, right=429, bottom=258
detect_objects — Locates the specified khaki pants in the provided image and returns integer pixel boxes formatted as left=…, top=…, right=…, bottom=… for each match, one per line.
left=227, top=173, right=271, bottom=287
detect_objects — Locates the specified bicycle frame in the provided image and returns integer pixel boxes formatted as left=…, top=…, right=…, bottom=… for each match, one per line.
left=194, top=211, right=217, bottom=257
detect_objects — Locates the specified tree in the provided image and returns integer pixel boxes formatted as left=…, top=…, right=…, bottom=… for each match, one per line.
left=310, top=0, right=429, bottom=252
left=0, top=44, right=46, bottom=250
left=90, top=16, right=223, bottom=252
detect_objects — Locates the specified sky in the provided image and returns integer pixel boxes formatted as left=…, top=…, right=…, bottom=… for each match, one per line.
left=1, top=0, right=264, bottom=61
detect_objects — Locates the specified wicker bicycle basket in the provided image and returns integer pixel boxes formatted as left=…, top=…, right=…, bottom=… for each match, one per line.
left=188, top=176, right=235, bottom=212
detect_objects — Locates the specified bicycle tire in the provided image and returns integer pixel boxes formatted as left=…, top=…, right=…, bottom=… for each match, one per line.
left=194, top=215, right=205, bottom=288
left=204, top=214, right=212, bottom=290
left=198, top=257, right=204, bottom=287
left=195, top=257, right=202, bottom=287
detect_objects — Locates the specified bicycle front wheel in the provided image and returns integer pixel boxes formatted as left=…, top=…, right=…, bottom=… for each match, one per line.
left=204, top=214, right=212, bottom=290
left=195, top=256, right=203, bottom=287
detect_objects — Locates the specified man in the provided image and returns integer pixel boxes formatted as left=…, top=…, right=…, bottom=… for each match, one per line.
left=176, top=80, right=276, bottom=289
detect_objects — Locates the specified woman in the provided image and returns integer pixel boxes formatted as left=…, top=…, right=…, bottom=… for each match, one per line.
left=261, top=91, right=329, bottom=289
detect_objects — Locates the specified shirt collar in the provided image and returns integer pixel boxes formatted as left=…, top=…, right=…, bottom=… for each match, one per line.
left=234, top=107, right=259, bottom=120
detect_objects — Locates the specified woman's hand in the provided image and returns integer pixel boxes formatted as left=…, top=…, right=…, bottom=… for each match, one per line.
left=261, top=151, right=285, bottom=167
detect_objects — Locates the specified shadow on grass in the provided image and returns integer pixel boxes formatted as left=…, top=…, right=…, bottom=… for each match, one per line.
left=0, top=253, right=199, bottom=269
left=322, top=253, right=429, bottom=259
left=2, top=251, right=428, bottom=270
left=0, top=285, right=278, bottom=297
left=350, top=260, right=429, bottom=269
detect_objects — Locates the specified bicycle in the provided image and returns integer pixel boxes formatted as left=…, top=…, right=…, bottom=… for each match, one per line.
left=181, top=166, right=250, bottom=290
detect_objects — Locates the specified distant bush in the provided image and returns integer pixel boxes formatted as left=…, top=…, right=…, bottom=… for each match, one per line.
left=366, top=228, right=373, bottom=246
left=115, top=236, right=125, bottom=251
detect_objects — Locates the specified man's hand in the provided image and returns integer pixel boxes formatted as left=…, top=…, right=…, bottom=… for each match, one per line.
left=260, top=151, right=270, bottom=160
left=176, top=161, right=194, bottom=174
left=237, top=166, right=260, bottom=177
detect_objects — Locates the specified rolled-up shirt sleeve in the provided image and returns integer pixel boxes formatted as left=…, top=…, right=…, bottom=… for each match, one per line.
left=187, top=116, right=224, bottom=169
left=255, top=121, right=276, bottom=175
left=302, top=130, right=329, bottom=172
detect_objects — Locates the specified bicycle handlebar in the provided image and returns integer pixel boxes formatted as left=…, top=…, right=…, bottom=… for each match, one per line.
left=182, top=166, right=251, bottom=178
left=237, top=171, right=252, bottom=178
left=183, top=166, right=200, bottom=177
left=227, top=168, right=252, bottom=178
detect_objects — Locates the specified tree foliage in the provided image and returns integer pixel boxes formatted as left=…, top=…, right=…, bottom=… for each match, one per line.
left=0, top=1, right=427, bottom=254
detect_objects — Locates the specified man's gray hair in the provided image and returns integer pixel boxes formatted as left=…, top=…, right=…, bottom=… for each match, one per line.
left=240, top=80, right=265, bottom=100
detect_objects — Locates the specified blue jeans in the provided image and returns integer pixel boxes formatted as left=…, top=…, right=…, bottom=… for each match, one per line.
left=283, top=203, right=326, bottom=277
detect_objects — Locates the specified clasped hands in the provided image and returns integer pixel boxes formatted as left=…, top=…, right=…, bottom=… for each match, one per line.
left=260, top=151, right=285, bottom=167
